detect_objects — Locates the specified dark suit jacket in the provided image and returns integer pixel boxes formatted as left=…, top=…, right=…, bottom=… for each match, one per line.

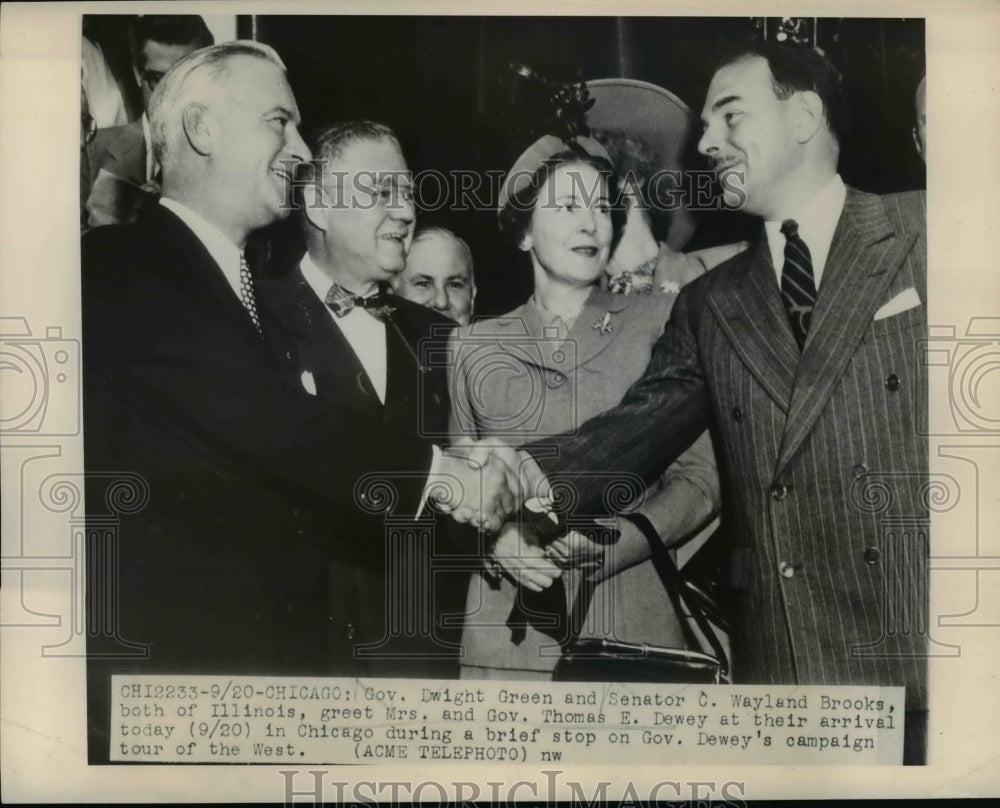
left=533, top=189, right=929, bottom=710
left=82, top=205, right=434, bottom=761
left=259, top=267, right=463, bottom=677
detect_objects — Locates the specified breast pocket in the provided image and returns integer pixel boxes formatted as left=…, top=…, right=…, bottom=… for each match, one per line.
left=863, top=303, right=925, bottom=343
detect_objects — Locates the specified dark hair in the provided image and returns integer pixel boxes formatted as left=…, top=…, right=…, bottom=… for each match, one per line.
left=716, top=41, right=848, bottom=146
left=129, top=15, right=214, bottom=67
left=499, top=151, right=627, bottom=254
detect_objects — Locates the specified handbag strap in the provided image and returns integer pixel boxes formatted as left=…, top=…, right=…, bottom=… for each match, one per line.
left=619, top=512, right=730, bottom=676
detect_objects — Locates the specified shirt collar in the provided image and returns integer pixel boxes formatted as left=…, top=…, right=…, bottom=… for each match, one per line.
left=764, top=173, right=846, bottom=285
left=300, top=252, right=338, bottom=303
left=159, top=197, right=243, bottom=296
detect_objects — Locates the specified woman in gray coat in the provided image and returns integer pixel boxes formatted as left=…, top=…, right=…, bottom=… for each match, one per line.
left=448, top=134, right=722, bottom=680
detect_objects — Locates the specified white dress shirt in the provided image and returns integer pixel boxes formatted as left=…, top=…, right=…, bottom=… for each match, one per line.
left=764, top=173, right=847, bottom=290
left=159, top=197, right=243, bottom=297
left=299, top=253, right=388, bottom=404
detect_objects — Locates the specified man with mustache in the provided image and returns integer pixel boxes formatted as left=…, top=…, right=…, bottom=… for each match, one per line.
left=528, top=42, right=928, bottom=763
left=82, top=45, right=520, bottom=762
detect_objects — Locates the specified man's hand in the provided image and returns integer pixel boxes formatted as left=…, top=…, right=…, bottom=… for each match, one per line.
left=545, top=529, right=605, bottom=571
left=491, top=523, right=562, bottom=592
left=429, top=447, right=514, bottom=533
left=454, top=439, right=551, bottom=507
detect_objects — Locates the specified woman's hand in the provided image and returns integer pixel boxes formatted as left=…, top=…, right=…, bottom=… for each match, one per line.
left=544, top=529, right=605, bottom=571
left=491, top=523, right=563, bottom=592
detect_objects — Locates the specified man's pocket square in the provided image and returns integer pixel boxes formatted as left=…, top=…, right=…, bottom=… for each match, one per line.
left=874, top=287, right=921, bottom=320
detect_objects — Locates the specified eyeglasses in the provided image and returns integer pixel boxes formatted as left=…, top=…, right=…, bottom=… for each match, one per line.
left=139, top=69, right=166, bottom=90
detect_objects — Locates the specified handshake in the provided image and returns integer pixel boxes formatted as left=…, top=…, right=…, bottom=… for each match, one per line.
left=427, top=439, right=551, bottom=533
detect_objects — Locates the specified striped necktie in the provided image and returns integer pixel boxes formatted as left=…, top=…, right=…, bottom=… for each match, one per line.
left=779, top=219, right=816, bottom=350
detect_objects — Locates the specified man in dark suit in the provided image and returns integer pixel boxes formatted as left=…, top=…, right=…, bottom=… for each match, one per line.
left=84, top=15, right=213, bottom=227
left=526, top=42, right=929, bottom=763
left=259, top=122, right=465, bottom=677
left=82, top=42, right=521, bottom=763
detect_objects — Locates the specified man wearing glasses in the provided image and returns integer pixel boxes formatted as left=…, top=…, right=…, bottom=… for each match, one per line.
left=85, top=15, right=212, bottom=227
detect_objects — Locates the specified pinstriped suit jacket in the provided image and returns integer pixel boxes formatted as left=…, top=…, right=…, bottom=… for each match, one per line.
left=534, top=188, right=928, bottom=710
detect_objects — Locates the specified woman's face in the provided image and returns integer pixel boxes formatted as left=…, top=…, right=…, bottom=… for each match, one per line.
left=522, top=161, right=613, bottom=287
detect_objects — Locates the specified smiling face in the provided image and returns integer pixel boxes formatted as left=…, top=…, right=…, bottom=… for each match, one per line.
left=521, top=160, right=613, bottom=288
left=317, top=136, right=415, bottom=291
left=205, top=55, right=310, bottom=235
left=392, top=232, right=475, bottom=324
left=698, top=55, right=802, bottom=219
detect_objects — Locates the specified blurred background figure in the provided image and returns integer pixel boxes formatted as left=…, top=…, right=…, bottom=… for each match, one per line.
left=85, top=15, right=213, bottom=227
left=81, top=36, right=127, bottom=129
left=912, top=72, right=926, bottom=162
left=391, top=226, right=477, bottom=325
left=586, top=78, right=747, bottom=295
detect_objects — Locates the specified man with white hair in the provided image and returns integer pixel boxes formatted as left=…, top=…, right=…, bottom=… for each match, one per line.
left=392, top=226, right=477, bottom=325
left=81, top=42, right=523, bottom=762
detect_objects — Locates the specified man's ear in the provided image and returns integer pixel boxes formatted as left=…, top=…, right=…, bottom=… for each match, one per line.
left=302, top=182, right=330, bottom=233
left=793, top=90, right=825, bottom=143
left=181, top=103, right=212, bottom=156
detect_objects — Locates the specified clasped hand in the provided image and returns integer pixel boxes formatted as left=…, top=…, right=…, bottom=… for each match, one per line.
left=429, top=439, right=549, bottom=533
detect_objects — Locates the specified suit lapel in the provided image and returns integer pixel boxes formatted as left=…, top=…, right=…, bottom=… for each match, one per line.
left=775, top=189, right=918, bottom=474
left=382, top=306, right=424, bottom=431
left=706, top=239, right=798, bottom=413
left=150, top=206, right=270, bottom=352
left=262, top=267, right=383, bottom=417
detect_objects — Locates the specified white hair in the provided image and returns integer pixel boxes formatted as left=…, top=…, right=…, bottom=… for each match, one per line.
left=148, top=40, right=286, bottom=174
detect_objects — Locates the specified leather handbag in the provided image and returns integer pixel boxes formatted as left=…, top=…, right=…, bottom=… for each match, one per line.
left=553, top=512, right=731, bottom=684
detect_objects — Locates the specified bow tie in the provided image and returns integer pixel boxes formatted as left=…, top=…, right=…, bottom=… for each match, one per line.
left=325, top=282, right=396, bottom=321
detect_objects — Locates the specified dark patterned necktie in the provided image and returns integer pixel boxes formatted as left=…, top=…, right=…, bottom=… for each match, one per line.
left=238, top=252, right=263, bottom=336
left=779, top=219, right=816, bottom=351
left=325, top=282, right=397, bottom=322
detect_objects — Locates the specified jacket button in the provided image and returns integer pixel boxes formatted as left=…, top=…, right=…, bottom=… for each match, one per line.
left=550, top=372, right=565, bottom=386
left=863, top=547, right=881, bottom=565
left=778, top=561, right=796, bottom=578
left=885, top=374, right=900, bottom=391
left=343, top=623, right=356, bottom=640
left=731, top=406, right=743, bottom=421
left=852, top=463, right=868, bottom=478
left=770, top=483, right=788, bottom=501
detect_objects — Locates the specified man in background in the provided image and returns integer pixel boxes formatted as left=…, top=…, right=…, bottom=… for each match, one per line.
left=85, top=14, right=213, bottom=226
left=391, top=226, right=477, bottom=325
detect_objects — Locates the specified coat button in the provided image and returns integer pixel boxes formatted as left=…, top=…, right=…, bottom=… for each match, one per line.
left=770, top=483, right=788, bottom=501
left=344, top=623, right=356, bottom=640
left=732, top=406, right=743, bottom=421
left=885, top=374, right=900, bottom=391
left=852, top=463, right=868, bottom=478
left=550, top=372, right=565, bottom=386
left=863, top=547, right=881, bottom=565
left=778, top=561, right=796, bottom=578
